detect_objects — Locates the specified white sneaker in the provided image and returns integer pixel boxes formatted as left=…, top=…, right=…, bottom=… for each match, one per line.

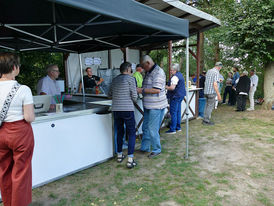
left=247, top=108, right=254, bottom=111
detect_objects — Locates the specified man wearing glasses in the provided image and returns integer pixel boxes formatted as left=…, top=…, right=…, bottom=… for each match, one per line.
left=37, top=64, right=61, bottom=106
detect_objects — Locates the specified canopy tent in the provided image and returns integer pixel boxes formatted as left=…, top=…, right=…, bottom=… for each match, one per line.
left=136, top=0, right=220, bottom=36
left=0, top=0, right=189, bottom=53
left=0, top=0, right=219, bottom=160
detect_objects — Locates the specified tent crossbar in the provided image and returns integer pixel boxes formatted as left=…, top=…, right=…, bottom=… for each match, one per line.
left=52, top=46, right=76, bottom=53
left=59, top=39, right=92, bottom=44
left=96, top=35, right=119, bottom=40
left=18, top=38, right=50, bottom=47
left=94, top=38, right=120, bottom=48
left=57, top=14, right=101, bottom=43
left=3, top=25, right=53, bottom=43
left=5, top=24, right=52, bottom=26
left=0, top=37, right=14, bottom=40
left=0, top=44, right=15, bottom=51
left=57, top=25, right=93, bottom=41
left=124, top=31, right=162, bottom=47
left=20, top=46, right=51, bottom=52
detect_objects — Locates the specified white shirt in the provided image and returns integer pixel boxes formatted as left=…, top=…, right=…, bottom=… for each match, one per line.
left=0, top=80, right=33, bottom=122
left=250, top=74, right=258, bottom=88
left=37, top=75, right=61, bottom=104
left=171, top=75, right=179, bottom=86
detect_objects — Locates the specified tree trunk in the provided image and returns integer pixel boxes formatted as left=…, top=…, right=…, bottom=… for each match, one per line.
left=263, top=61, right=274, bottom=109
left=199, top=32, right=205, bottom=71
left=214, top=41, right=220, bottom=63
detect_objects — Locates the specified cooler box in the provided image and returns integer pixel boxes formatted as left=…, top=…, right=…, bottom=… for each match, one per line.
left=198, top=98, right=206, bottom=117
left=33, top=95, right=51, bottom=113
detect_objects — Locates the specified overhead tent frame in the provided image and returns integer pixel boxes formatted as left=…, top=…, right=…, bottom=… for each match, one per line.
left=0, top=0, right=189, bottom=53
left=0, top=0, right=192, bottom=158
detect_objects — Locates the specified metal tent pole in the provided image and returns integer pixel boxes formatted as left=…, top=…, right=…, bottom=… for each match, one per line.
left=78, top=53, right=85, bottom=100
left=185, top=38, right=190, bottom=159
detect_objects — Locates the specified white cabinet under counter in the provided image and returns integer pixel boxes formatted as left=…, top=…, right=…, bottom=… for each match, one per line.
left=31, top=110, right=113, bottom=188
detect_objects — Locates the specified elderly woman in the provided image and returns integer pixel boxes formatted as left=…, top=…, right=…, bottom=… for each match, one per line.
left=235, top=70, right=251, bottom=112
left=165, top=63, right=186, bottom=134
left=0, top=53, right=35, bottom=206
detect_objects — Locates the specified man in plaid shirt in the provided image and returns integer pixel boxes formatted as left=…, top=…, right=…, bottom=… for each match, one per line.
left=203, top=62, right=223, bottom=125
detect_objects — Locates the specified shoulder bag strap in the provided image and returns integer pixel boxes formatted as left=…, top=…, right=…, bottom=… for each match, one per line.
left=0, top=82, right=21, bottom=122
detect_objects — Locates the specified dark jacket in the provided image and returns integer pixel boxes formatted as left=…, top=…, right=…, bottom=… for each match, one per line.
left=236, top=75, right=250, bottom=94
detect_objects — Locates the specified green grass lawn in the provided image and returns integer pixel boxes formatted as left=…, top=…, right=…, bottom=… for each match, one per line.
left=22, top=105, right=274, bottom=205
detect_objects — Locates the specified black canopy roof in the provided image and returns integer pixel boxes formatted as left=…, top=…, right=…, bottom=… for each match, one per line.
left=0, top=0, right=189, bottom=53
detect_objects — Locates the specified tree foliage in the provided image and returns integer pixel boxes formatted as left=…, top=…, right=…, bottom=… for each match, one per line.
left=17, top=52, right=64, bottom=94
left=221, top=0, right=274, bottom=66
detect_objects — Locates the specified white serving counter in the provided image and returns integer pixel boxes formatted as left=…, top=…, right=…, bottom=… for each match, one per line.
left=31, top=103, right=113, bottom=188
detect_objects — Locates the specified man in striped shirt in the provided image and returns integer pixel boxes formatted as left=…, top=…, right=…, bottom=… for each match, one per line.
left=203, top=62, right=223, bottom=125
left=137, top=55, right=168, bottom=158
left=108, top=62, right=138, bottom=168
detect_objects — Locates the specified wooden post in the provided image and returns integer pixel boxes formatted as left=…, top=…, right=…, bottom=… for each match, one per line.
left=168, top=40, right=172, bottom=79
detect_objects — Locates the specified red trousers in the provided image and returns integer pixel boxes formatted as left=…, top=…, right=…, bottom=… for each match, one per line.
left=0, top=120, right=34, bottom=206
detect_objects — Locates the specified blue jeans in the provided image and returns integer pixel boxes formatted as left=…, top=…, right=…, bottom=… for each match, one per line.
left=169, top=97, right=183, bottom=131
left=141, top=108, right=165, bottom=153
left=113, top=111, right=136, bottom=157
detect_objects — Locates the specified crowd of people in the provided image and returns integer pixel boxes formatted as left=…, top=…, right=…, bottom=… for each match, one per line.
left=0, top=52, right=260, bottom=204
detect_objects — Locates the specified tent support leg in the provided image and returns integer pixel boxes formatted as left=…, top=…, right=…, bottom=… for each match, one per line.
left=185, top=37, right=189, bottom=159
left=78, top=54, right=85, bottom=100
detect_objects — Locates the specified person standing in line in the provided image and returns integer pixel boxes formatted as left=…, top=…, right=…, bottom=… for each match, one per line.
left=165, top=63, right=186, bottom=134
left=247, top=69, right=259, bottom=111
left=202, top=62, right=223, bottom=125
left=231, top=66, right=240, bottom=106
left=199, top=71, right=206, bottom=98
left=108, top=62, right=138, bottom=169
left=215, top=73, right=224, bottom=109
left=137, top=55, right=168, bottom=158
left=235, top=71, right=251, bottom=111
left=0, top=53, right=35, bottom=206
left=133, top=64, right=143, bottom=88
left=222, top=72, right=233, bottom=105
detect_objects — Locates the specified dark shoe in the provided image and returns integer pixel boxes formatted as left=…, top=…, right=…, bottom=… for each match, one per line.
left=127, top=160, right=137, bottom=169
left=235, top=109, right=242, bottom=112
left=148, top=152, right=161, bottom=158
left=165, top=130, right=176, bottom=134
left=136, top=149, right=149, bottom=154
left=202, top=120, right=215, bottom=125
left=117, top=154, right=126, bottom=163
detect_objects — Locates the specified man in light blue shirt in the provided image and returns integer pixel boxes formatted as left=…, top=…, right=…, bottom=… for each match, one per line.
left=37, top=64, right=61, bottom=105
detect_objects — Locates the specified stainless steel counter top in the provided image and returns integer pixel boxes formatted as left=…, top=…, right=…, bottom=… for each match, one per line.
left=34, top=99, right=111, bottom=124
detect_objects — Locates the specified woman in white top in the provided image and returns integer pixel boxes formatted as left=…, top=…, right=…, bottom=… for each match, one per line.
left=0, top=53, right=35, bottom=206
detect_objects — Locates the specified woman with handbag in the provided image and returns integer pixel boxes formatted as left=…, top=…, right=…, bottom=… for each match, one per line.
left=0, top=53, right=35, bottom=206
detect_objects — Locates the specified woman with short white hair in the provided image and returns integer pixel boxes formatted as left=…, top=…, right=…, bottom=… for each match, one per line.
left=165, top=63, right=186, bottom=134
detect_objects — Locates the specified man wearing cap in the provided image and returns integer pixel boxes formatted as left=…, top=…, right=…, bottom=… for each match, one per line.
left=235, top=71, right=251, bottom=111
left=202, top=62, right=223, bottom=125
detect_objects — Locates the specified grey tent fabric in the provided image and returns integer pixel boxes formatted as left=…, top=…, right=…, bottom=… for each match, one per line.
left=0, top=0, right=189, bottom=53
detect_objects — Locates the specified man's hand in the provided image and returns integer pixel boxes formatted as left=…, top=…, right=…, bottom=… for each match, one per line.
left=217, top=94, right=222, bottom=101
left=137, top=88, right=143, bottom=94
